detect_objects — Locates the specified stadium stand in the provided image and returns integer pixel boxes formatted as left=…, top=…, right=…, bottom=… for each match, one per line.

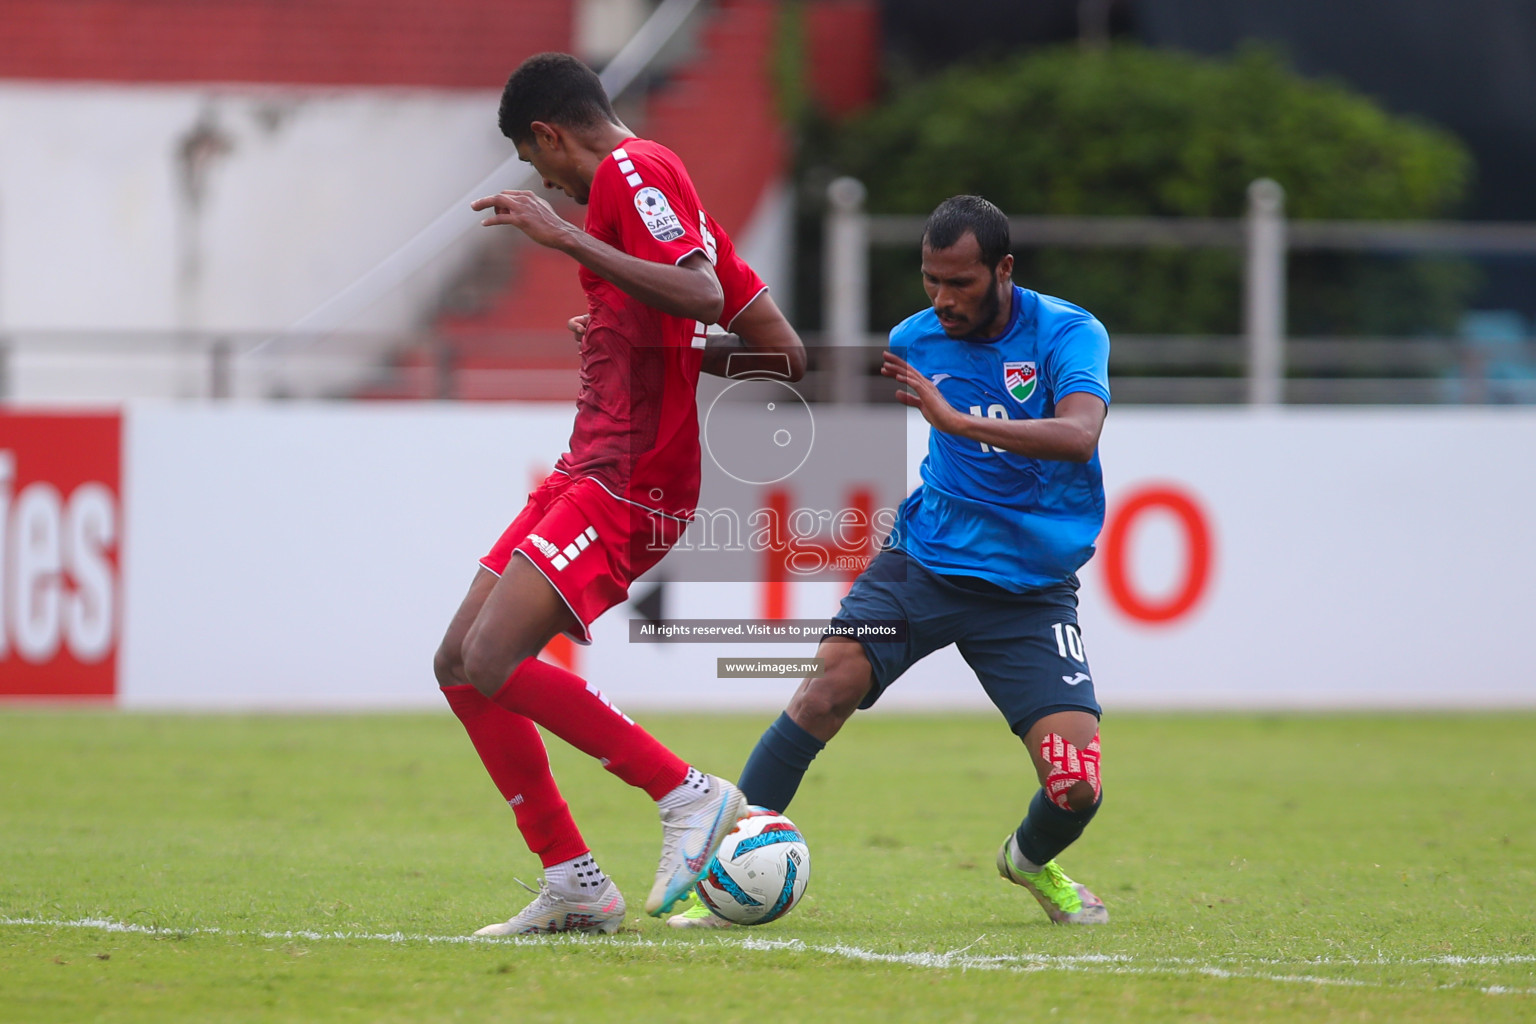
left=0, top=0, right=569, bottom=88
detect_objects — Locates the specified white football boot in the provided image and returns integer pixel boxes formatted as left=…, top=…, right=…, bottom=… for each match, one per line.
left=473, top=877, right=626, bottom=936
left=645, top=775, right=748, bottom=916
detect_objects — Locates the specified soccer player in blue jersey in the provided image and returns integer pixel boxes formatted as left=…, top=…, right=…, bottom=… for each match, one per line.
left=671, top=194, right=1111, bottom=928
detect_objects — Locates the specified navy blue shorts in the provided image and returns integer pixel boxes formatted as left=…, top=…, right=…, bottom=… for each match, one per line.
left=828, top=548, right=1101, bottom=738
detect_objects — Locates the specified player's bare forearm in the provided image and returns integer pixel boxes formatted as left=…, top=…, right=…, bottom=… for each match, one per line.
left=701, top=293, right=806, bottom=381
left=883, top=351, right=1105, bottom=462
left=559, top=236, right=724, bottom=323
left=950, top=394, right=1107, bottom=462
left=473, top=190, right=723, bottom=322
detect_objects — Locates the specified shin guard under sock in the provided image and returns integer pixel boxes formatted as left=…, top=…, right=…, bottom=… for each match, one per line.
left=738, top=711, right=825, bottom=813
left=441, top=683, right=588, bottom=866
left=1013, top=787, right=1102, bottom=868
left=492, top=658, right=688, bottom=800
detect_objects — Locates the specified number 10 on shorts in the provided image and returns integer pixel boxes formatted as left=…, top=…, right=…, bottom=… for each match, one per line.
left=1051, top=622, right=1086, bottom=662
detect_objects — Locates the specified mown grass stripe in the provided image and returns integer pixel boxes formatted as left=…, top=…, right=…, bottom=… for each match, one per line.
left=3, top=916, right=1531, bottom=995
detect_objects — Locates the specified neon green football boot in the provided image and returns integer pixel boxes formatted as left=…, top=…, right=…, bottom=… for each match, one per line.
left=996, top=836, right=1109, bottom=925
left=665, top=890, right=734, bottom=929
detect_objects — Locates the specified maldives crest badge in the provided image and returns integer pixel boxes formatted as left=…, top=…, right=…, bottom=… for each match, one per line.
left=1004, top=361, right=1037, bottom=403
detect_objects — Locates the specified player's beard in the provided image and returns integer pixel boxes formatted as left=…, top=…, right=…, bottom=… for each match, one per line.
left=947, top=278, right=1003, bottom=339
left=973, top=280, right=1004, bottom=338
left=936, top=272, right=1006, bottom=338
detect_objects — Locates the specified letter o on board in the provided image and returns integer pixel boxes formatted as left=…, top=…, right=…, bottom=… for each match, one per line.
left=1101, top=485, right=1212, bottom=624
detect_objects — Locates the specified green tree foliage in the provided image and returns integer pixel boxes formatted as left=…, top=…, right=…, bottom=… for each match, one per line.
left=825, top=44, right=1474, bottom=336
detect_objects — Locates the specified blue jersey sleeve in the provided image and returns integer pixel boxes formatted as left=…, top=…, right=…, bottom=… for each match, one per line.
left=886, top=310, right=927, bottom=355
left=1044, top=315, right=1111, bottom=407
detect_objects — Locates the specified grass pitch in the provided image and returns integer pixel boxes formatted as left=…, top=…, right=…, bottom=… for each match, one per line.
left=1, top=709, right=1533, bottom=1022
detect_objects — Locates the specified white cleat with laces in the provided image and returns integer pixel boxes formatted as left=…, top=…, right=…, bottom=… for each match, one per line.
left=646, top=775, right=748, bottom=916
left=473, top=877, right=626, bottom=936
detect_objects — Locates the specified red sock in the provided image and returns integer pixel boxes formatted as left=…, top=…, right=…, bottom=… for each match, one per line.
left=441, top=684, right=589, bottom=867
left=491, top=658, right=688, bottom=800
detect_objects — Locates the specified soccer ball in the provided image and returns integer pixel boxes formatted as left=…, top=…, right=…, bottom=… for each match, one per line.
left=694, top=807, right=810, bottom=925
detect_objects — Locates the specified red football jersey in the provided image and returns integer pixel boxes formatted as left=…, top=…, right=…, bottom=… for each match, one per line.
left=555, top=137, right=767, bottom=520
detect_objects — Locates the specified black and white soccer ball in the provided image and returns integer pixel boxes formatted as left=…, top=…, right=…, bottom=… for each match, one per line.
left=694, top=807, right=810, bottom=925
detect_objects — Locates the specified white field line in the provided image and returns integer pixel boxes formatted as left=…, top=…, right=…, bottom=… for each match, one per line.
left=2, top=917, right=1532, bottom=996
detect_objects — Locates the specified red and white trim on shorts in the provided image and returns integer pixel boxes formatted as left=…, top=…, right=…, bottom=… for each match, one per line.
left=476, top=549, right=595, bottom=644
left=531, top=524, right=599, bottom=572
left=1041, top=731, right=1102, bottom=811
left=473, top=540, right=592, bottom=644
left=549, top=466, right=695, bottom=525
left=507, top=549, right=595, bottom=646
left=479, top=472, right=691, bottom=646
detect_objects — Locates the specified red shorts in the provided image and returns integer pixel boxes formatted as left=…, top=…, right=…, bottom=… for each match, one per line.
left=480, top=472, right=688, bottom=642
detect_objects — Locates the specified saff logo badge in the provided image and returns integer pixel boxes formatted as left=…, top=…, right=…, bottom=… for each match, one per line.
left=634, top=186, right=685, bottom=242
left=1004, top=361, right=1037, bottom=403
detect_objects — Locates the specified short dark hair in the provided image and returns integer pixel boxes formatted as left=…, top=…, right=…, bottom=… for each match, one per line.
left=923, top=195, right=1010, bottom=271
left=497, top=52, right=618, bottom=145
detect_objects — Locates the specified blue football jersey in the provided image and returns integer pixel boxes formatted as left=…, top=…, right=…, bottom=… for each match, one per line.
left=889, top=286, right=1111, bottom=591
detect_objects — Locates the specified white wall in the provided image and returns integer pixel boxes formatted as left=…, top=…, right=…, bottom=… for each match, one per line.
left=1083, top=408, right=1536, bottom=708
left=0, top=81, right=795, bottom=402
left=90, top=405, right=1536, bottom=711
left=0, top=82, right=507, bottom=333
left=0, top=82, right=511, bottom=398
left=577, top=0, right=653, bottom=63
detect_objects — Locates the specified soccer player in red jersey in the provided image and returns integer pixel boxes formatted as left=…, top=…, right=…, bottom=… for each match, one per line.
left=433, top=53, right=805, bottom=936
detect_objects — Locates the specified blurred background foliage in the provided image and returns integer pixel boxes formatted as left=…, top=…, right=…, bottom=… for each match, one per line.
left=794, top=43, right=1476, bottom=337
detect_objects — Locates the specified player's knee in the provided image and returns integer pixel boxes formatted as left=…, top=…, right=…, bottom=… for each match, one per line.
left=1039, top=731, right=1103, bottom=814
left=1061, top=779, right=1099, bottom=814
left=460, top=649, right=506, bottom=698
left=432, top=641, right=465, bottom=689
left=459, top=628, right=536, bottom=698
left=788, top=643, right=870, bottom=728
left=787, top=680, right=857, bottom=730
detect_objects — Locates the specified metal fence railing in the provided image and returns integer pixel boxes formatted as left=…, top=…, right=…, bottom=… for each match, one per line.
left=0, top=331, right=587, bottom=403
left=7, top=328, right=1536, bottom=406
left=822, top=177, right=1536, bottom=405
left=8, top=177, right=1536, bottom=405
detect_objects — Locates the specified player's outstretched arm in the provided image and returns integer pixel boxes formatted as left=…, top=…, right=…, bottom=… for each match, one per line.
left=701, top=293, right=807, bottom=382
left=472, top=190, right=724, bottom=323
left=883, top=352, right=1106, bottom=462
left=564, top=293, right=806, bottom=384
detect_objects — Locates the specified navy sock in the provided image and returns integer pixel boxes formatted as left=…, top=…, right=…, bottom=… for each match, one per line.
left=737, top=712, right=825, bottom=813
left=1013, top=788, right=1102, bottom=867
